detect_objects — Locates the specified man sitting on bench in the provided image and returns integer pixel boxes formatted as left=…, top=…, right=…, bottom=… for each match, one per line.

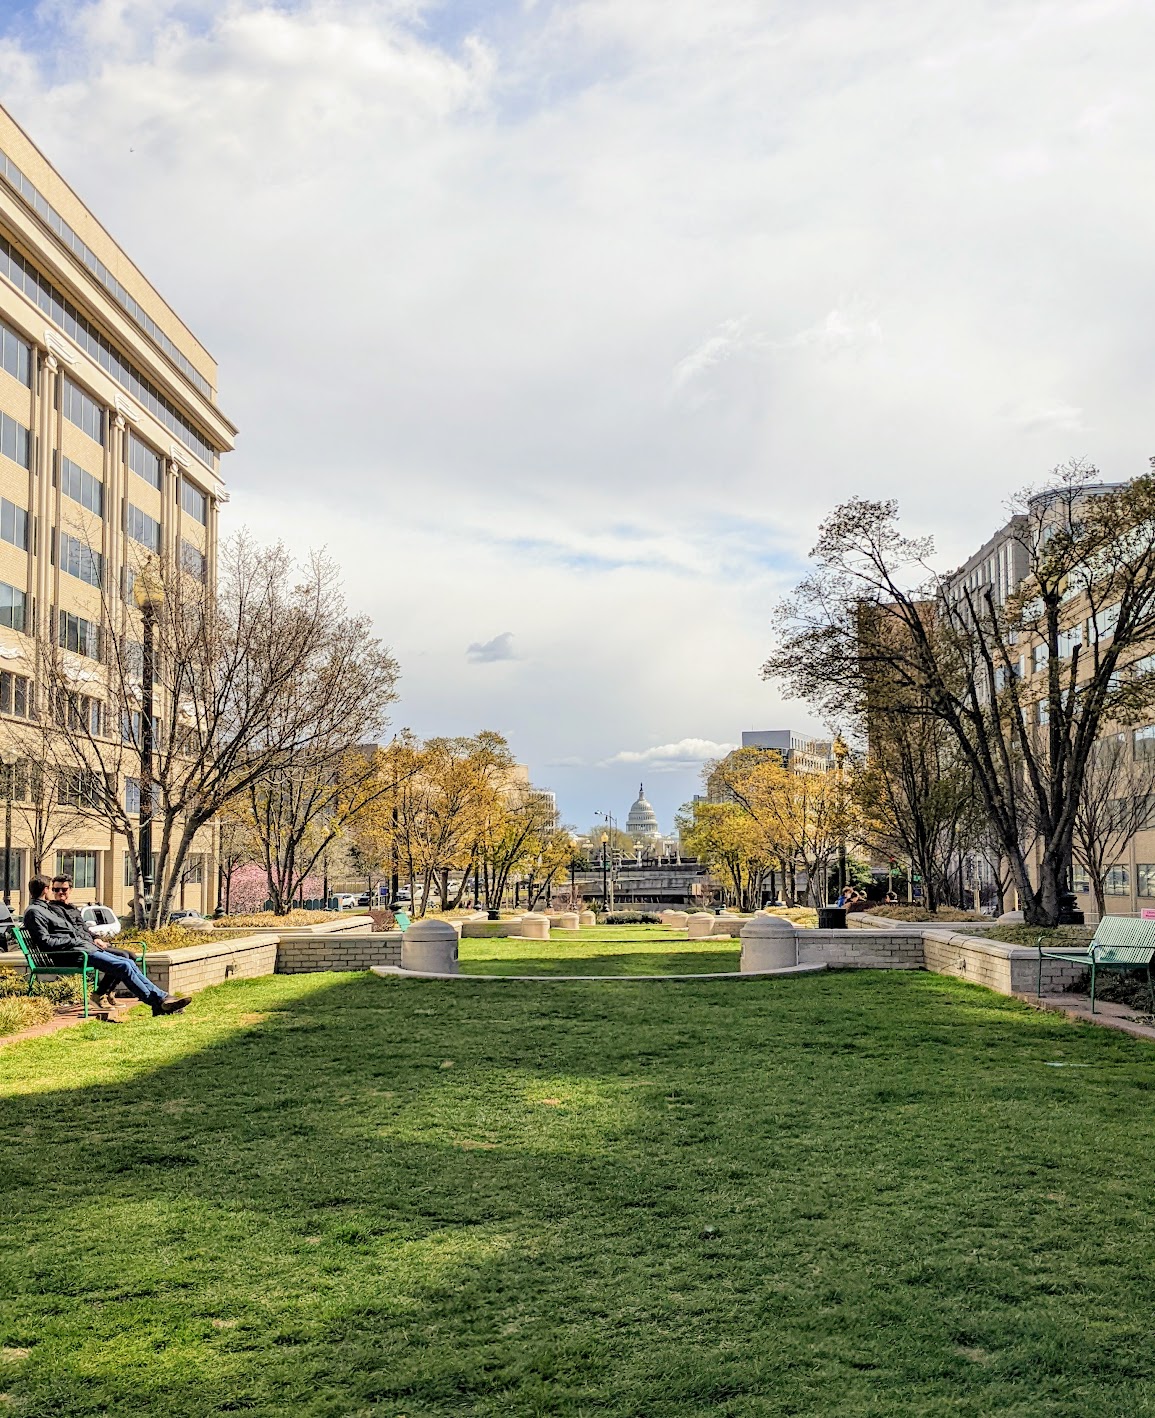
left=22, top=877, right=191, bottom=1017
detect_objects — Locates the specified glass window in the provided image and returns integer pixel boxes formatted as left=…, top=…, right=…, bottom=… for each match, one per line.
left=126, top=503, right=161, bottom=553
left=0, top=497, right=27, bottom=551
left=181, top=479, right=207, bottom=525
left=0, top=411, right=30, bottom=469
left=60, top=378, right=105, bottom=445
left=58, top=610, right=101, bottom=660
left=123, top=850, right=158, bottom=886
left=57, top=455, right=104, bottom=516
left=1104, top=864, right=1130, bottom=895
left=56, top=849, right=98, bottom=889
left=0, top=233, right=215, bottom=468
left=0, top=317, right=30, bottom=386
left=58, top=532, right=103, bottom=587
left=180, top=539, right=206, bottom=582
left=1032, top=643, right=1049, bottom=673
left=128, top=435, right=162, bottom=490
left=1072, top=865, right=1091, bottom=894
left=0, top=581, right=27, bottom=632
left=1138, top=865, right=1155, bottom=898
left=1136, top=727, right=1155, bottom=760
left=0, top=670, right=31, bottom=717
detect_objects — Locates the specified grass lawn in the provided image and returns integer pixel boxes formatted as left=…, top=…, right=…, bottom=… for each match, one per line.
left=5, top=969, right=1155, bottom=1415
left=458, top=923, right=740, bottom=975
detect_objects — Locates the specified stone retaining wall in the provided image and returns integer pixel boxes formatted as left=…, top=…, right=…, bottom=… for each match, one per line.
left=145, top=935, right=280, bottom=995
left=275, top=931, right=402, bottom=973
left=795, top=929, right=924, bottom=970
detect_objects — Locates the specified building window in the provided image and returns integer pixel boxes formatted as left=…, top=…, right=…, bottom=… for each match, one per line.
left=128, top=434, right=163, bottom=491
left=124, top=850, right=158, bottom=886
left=1104, top=864, right=1130, bottom=896
left=126, top=503, right=160, bottom=553
left=0, top=670, right=32, bottom=718
left=1136, top=726, right=1155, bottom=760
left=1072, top=865, right=1091, bottom=894
left=56, top=770, right=102, bottom=811
left=0, top=232, right=215, bottom=469
left=57, top=532, right=103, bottom=587
left=0, top=496, right=28, bottom=552
left=57, top=455, right=104, bottom=516
left=60, top=378, right=105, bottom=445
left=56, top=849, right=98, bottom=888
left=182, top=854, right=204, bottom=884
left=181, top=479, right=207, bottom=526
left=124, top=777, right=160, bottom=816
left=0, top=151, right=212, bottom=400
left=0, top=411, right=30, bottom=469
left=53, top=689, right=102, bottom=737
left=0, top=317, right=30, bottom=386
left=180, top=539, right=206, bottom=582
left=1138, top=865, right=1155, bottom=898
left=1032, top=643, right=1048, bottom=674
left=58, top=610, right=101, bottom=660
left=0, top=581, right=27, bottom=632
left=121, top=708, right=160, bottom=747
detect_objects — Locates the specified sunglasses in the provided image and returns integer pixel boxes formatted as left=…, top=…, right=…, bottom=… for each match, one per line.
left=51, top=887, right=68, bottom=895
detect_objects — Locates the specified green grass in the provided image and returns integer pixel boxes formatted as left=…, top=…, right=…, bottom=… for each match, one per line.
left=5, top=969, right=1155, bottom=1414
left=459, top=923, right=740, bottom=975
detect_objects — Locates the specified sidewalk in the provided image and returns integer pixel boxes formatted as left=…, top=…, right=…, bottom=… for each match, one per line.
left=0, top=1000, right=121, bottom=1048
left=1025, top=990, right=1155, bottom=1043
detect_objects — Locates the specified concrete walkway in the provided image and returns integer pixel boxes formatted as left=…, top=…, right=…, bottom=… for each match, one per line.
left=0, top=1000, right=123, bottom=1048
left=372, top=963, right=828, bottom=983
left=1026, top=991, right=1155, bottom=1043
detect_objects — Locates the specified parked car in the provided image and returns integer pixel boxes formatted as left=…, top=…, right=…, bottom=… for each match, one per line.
left=334, top=893, right=359, bottom=910
left=169, top=909, right=205, bottom=924
left=356, top=893, right=371, bottom=908
left=81, top=903, right=121, bottom=940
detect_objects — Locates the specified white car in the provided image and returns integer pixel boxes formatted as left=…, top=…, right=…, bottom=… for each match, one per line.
left=334, top=893, right=359, bottom=910
left=82, top=903, right=122, bottom=940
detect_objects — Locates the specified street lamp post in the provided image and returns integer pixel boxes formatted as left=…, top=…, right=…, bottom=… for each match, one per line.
left=0, top=748, right=16, bottom=908
left=600, top=831, right=609, bottom=911
left=133, top=564, right=164, bottom=925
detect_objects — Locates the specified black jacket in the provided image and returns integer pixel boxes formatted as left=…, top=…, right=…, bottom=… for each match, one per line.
left=22, top=898, right=91, bottom=963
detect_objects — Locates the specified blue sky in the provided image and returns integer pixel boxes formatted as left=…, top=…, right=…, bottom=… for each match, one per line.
left=1, top=0, right=1153, bottom=832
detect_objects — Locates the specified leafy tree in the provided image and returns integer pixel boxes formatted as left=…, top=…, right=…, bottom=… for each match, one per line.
left=764, top=462, right=1155, bottom=925
left=1071, top=732, right=1155, bottom=919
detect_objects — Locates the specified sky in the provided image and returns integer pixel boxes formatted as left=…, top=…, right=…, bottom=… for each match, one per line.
left=0, top=0, right=1153, bottom=834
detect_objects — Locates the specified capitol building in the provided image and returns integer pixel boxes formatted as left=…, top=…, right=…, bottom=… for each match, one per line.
left=626, top=784, right=680, bottom=858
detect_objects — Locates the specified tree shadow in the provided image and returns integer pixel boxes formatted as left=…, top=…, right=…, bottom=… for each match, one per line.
left=3, top=969, right=1155, bottom=1415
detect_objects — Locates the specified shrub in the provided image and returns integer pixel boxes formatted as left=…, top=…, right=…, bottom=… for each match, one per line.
left=604, top=912, right=661, bottom=925
left=0, top=995, right=54, bottom=1035
left=0, top=971, right=81, bottom=1004
left=863, top=904, right=989, bottom=923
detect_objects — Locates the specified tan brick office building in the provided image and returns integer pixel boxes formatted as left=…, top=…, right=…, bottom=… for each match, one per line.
left=0, top=103, right=234, bottom=913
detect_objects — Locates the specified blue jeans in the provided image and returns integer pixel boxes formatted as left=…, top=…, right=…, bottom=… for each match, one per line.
left=86, top=947, right=167, bottom=1006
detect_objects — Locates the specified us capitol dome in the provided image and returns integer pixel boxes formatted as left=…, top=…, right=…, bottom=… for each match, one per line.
left=626, top=783, right=663, bottom=842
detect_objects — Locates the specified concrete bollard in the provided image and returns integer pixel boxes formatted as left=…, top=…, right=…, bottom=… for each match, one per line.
left=997, top=909, right=1025, bottom=923
left=401, top=918, right=459, bottom=973
left=578, top=910, right=596, bottom=927
left=739, top=914, right=797, bottom=972
left=519, top=913, right=550, bottom=940
left=686, top=912, right=715, bottom=939
left=554, top=912, right=580, bottom=930
left=660, top=910, right=690, bottom=929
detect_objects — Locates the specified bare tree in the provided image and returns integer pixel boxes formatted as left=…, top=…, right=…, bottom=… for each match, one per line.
left=0, top=716, right=90, bottom=878
left=1072, top=732, right=1155, bottom=919
left=765, top=462, right=1155, bottom=925
left=38, top=534, right=399, bottom=926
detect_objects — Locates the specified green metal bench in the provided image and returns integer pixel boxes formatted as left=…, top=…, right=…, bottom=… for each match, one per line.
left=1037, top=916, right=1155, bottom=1014
left=394, top=910, right=411, bottom=931
left=8, top=922, right=99, bottom=1018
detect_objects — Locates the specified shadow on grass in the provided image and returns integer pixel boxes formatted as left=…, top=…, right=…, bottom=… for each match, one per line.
left=4, top=969, right=1155, bottom=1415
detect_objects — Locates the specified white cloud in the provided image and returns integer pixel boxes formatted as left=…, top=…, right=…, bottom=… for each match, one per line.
left=606, top=738, right=738, bottom=769
left=2, top=0, right=1152, bottom=828
left=466, top=631, right=517, bottom=663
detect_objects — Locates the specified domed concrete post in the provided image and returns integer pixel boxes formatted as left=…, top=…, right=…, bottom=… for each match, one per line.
left=554, top=912, right=579, bottom=930
left=686, top=912, right=715, bottom=939
left=401, top=918, right=459, bottom=973
left=519, top=913, right=550, bottom=940
left=578, top=910, right=596, bottom=927
left=739, top=914, right=797, bottom=972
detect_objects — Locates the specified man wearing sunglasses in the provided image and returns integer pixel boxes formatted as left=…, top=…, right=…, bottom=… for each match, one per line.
left=23, top=876, right=190, bottom=1017
left=47, top=875, right=136, bottom=1010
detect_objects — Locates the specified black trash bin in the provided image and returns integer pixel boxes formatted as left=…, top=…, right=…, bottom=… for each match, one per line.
left=817, top=907, right=848, bottom=930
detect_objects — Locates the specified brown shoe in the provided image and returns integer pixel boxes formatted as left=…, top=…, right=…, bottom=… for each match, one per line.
left=151, top=995, right=192, bottom=1016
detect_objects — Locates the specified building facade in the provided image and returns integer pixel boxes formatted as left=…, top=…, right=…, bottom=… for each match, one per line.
left=741, top=729, right=834, bottom=774
left=0, top=104, right=234, bottom=913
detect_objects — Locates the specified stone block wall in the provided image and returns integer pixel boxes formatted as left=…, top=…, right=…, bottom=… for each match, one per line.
left=147, top=935, right=280, bottom=995
left=275, top=931, right=402, bottom=973
left=795, top=929, right=924, bottom=970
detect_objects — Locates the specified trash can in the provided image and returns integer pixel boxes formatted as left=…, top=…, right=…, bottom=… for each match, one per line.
left=817, top=907, right=847, bottom=930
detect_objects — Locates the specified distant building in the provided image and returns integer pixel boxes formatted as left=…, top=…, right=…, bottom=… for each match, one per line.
left=626, top=783, right=663, bottom=842
left=741, top=730, right=834, bottom=774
